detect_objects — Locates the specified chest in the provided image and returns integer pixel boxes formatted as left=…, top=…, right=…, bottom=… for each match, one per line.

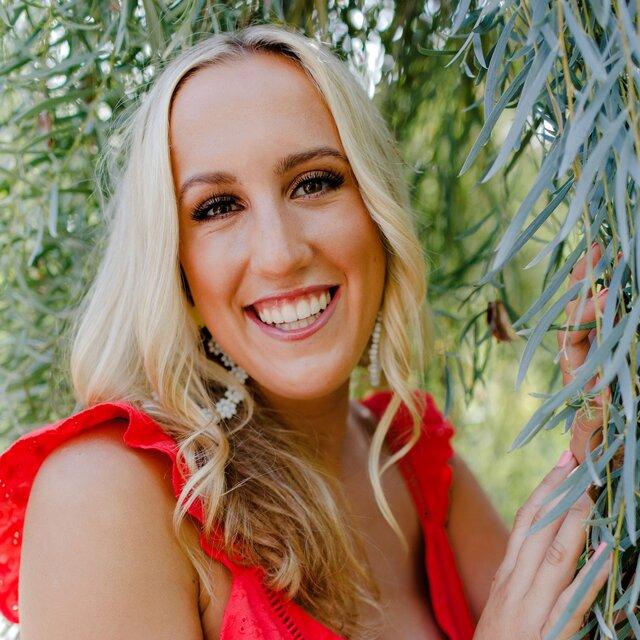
left=196, top=472, right=448, bottom=640
left=344, top=452, right=448, bottom=640
left=197, top=425, right=450, bottom=640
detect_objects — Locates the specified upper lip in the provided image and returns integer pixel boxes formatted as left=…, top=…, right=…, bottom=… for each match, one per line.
left=247, top=284, right=338, bottom=308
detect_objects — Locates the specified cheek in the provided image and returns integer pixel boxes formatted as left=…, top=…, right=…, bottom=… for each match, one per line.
left=179, top=233, right=238, bottom=312
left=331, top=207, right=386, bottom=284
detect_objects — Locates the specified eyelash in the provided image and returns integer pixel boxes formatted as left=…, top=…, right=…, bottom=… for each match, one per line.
left=190, top=169, right=346, bottom=223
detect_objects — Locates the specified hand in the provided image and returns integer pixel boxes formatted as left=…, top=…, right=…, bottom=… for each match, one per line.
left=557, top=242, right=612, bottom=464
left=473, top=451, right=612, bottom=639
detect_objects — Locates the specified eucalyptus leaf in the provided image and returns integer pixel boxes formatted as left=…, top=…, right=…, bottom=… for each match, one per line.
left=561, top=0, right=607, bottom=81
left=481, top=43, right=559, bottom=183
left=526, top=109, right=628, bottom=269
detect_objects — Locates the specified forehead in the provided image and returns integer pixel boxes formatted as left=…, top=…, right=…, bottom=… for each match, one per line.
left=169, top=52, right=343, bottom=173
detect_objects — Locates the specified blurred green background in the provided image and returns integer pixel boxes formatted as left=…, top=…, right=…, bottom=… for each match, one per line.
left=0, top=0, right=568, bottom=538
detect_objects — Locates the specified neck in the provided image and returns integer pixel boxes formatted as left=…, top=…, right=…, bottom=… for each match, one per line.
left=254, top=378, right=355, bottom=479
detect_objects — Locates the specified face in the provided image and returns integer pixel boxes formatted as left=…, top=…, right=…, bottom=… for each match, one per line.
left=171, top=52, right=386, bottom=401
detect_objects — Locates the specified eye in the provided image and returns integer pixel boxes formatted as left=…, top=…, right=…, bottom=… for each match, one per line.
left=189, top=169, right=346, bottom=224
left=190, top=195, right=242, bottom=223
left=290, top=169, right=345, bottom=199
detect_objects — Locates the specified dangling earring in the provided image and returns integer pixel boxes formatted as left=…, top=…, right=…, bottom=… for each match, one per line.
left=205, top=333, right=248, bottom=419
left=368, top=311, right=382, bottom=387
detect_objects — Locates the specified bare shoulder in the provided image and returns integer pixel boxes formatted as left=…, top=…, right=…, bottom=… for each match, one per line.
left=446, top=452, right=509, bottom=623
left=19, top=420, right=229, bottom=639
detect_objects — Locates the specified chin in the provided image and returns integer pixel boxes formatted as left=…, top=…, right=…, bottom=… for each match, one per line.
left=253, top=364, right=352, bottom=401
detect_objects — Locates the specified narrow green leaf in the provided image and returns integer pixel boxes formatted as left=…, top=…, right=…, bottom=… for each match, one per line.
left=482, top=44, right=559, bottom=183
left=513, top=215, right=607, bottom=329
left=591, top=296, right=640, bottom=396
left=602, top=254, right=627, bottom=335
left=615, top=136, right=632, bottom=259
left=527, top=110, right=628, bottom=269
left=472, top=32, right=487, bottom=69
left=516, top=280, right=585, bottom=390
left=532, top=438, right=623, bottom=533
left=617, top=0, right=640, bottom=61
left=27, top=218, right=44, bottom=267
left=491, top=142, right=563, bottom=272
left=508, top=319, right=627, bottom=451
left=10, top=88, right=95, bottom=125
left=623, top=391, right=637, bottom=543
left=24, top=51, right=97, bottom=80
left=562, top=0, right=607, bottom=81
left=451, top=0, right=472, bottom=35
left=484, top=11, right=517, bottom=117
left=558, top=62, right=622, bottom=176
left=479, top=178, right=573, bottom=286
left=593, top=602, right=615, bottom=638
left=459, top=60, right=532, bottom=176
left=141, top=0, right=164, bottom=53
left=114, top=0, right=129, bottom=54
left=48, top=183, right=59, bottom=239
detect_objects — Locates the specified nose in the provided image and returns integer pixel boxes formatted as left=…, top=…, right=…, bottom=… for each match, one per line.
left=247, top=199, right=314, bottom=279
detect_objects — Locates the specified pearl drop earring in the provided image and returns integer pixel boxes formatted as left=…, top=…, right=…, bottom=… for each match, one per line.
left=368, top=311, right=382, bottom=387
left=205, top=334, right=248, bottom=419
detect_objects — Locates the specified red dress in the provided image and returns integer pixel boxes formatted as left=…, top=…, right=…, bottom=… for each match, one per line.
left=0, top=389, right=476, bottom=639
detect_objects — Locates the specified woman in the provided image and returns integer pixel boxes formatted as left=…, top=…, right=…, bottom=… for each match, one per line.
left=0, top=23, right=611, bottom=640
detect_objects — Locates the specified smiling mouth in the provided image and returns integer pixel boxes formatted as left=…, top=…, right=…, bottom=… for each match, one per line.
left=246, top=285, right=340, bottom=332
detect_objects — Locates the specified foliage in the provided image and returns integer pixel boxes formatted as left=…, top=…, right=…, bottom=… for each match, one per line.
left=449, top=0, right=640, bottom=637
left=0, top=0, right=570, bottom=634
left=0, top=0, right=386, bottom=437
left=0, top=0, right=523, bottom=455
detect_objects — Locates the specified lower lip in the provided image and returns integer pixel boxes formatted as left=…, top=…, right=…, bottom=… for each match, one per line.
left=245, top=286, right=342, bottom=342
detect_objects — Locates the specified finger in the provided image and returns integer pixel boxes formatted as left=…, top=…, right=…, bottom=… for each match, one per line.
left=558, top=289, right=608, bottom=348
left=543, top=541, right=612, bottom=640
left=568, top=243, right=602, bottom=292
left=524, top=490, right=593, bottom=618
left=570, top=407, right=606, bottom=464
left=496, top=452, right=578, bottom=586
left=558, top=339, right=592, bottom=386
left=506, top=473, right=582, bottom=599
left=570, top=419, right=603, bottom=466
left=569, top=377, right=611, bottom=464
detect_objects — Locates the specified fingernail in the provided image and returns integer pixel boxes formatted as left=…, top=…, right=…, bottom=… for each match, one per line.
left=590, top=241, right=599, bottom=250
left=556, top=449, right=574, bottom=467
left=592, top=541, right=608, bottom=559
left=598, top=287, right=609, bottom=297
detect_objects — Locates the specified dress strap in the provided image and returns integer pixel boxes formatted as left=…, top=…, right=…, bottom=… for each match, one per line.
left=359, top=389, right=456, bottom=525
left=359, top=389, right=476, bottom=640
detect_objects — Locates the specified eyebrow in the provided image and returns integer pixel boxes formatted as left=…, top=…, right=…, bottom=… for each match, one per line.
left=177, top=145, right=349, bottom=205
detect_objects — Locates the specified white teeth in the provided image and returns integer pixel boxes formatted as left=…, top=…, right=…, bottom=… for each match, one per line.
left=296, top=298, right=311, bottom=318
left=282, top=303, right=297, bottom=323
left=276, top=311, right=322, bottom=330
left=255, top=288, right=334, bottom=327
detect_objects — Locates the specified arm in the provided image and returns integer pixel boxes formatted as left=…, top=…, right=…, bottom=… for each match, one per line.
left=445, top=452, right=509, bottom=624
left=19, top=423, right=206, bottom=640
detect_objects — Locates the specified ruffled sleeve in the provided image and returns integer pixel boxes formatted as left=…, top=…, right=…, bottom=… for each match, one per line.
left=0, top=401, right=206, bottom=624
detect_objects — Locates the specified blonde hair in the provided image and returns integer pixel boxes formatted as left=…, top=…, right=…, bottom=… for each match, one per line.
left=68, top=23, right=431, bottom=638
